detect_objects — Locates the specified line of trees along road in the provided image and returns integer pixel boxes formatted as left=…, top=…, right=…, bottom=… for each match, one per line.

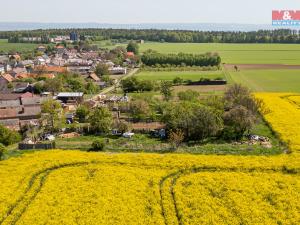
left=2, top=28, right=300, bottom=44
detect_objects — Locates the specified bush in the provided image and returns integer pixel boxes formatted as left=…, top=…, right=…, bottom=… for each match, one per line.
left=177, top=90, right=200, bottom=101
left=173, top=77, right=183, bottom=85
left=0, top=143, right=6, bottom=160
left=91, top=139, right=105, bottom=151
left=0, top=125, right=21, bottom=146
left=169, top=129, right=185, bottom=150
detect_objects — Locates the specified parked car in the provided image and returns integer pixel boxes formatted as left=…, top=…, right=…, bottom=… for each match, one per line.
left=122, top=132, right=134, bottom=138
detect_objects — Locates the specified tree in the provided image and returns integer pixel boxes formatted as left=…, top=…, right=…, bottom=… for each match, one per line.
left=89, top=107, right=113, bottom=134
left=85, top=81, right=99, bottom=94
left=192, top=106, right=223, bottom=140
left=0, top=125, right=21, bottom=146
left=223, top=106, right=255, bottom=140
left=222, top=84, right=260, bottom=140
left=160, top=81, right=173, bottom=101
left=129, top=100, right=151, bottom=122
left=162, top=102, right=222, bottom=141
left=95, top=63, right=109, bottom=76
left=41, top=99, right=64, bottom=132
left=169, top=129, right=184, bottom=150
left=33, top=82, right=44, bottom=94
left=127, top=41, right=139, bottom=54
left=121, top=77, right=140, bottom=93
left=66, top=76, right=85, bottom=92
left=44, top=77, right=64, bottom=94
left=141, top=52, right=221, bottom=67
left=76, top=105, right=90, bottom=123
left=138, top=80, right=157, bottom=92
left=224, top=84, right=258, bottom=113
left=116, top=121, right=130, bottom=134
left=121, top=77, right=156, bottom=93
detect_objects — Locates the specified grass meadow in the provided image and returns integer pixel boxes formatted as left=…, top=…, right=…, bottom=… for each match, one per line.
left=139, top=42, right=300, bottom=65
left=135, top=70, right=224, bottom=81
left=228, top=69, right=300, bottom=92
left=0, top=39, right=38, bottom=53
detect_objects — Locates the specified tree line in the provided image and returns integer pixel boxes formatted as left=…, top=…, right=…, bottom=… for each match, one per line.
left=1, top=28, right=300, bottom=43
left=141, top=52, right=221, bottom=67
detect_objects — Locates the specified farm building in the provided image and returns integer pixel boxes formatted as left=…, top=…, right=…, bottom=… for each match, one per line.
left=56, top=92, right=84, bottom=104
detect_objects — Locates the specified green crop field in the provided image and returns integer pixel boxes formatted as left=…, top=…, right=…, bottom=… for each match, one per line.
left=0, top=39, right=38, bottom=53
left=135, top=70, right=224, bottom=81
left=93, top=40, right=127, bottom=49
left=228, top=69, right=300, bottom=92
left=139, top=42, right=300, bottom=65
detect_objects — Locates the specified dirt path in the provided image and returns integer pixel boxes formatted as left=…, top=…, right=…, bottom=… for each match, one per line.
left=101, top=68, right=139, bottom=95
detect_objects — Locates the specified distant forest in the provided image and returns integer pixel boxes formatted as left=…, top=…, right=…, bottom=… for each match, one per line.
left=1, top=28, right=300, bottom=43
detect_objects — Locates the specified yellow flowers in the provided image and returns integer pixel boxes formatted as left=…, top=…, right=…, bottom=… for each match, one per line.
left=0, top=151, right=300, bottom=224
left=2, top=95, right=300, bottom=225
left=255, top=93, right=300, bottom=153
left=175, top=172, right=300, bottom=225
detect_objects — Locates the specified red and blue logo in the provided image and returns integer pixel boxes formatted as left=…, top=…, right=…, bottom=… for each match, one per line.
left=272, top=10, right=300, bottom=26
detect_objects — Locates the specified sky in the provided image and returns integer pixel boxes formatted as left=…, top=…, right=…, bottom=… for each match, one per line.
left=0, top=0, right=300, bottom=24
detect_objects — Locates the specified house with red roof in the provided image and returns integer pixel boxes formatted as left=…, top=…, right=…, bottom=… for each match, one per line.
left=55, top=45, right=65, bottom=54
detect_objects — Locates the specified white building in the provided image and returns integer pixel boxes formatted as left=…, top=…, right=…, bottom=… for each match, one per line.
left=109, top=66, right=127, bottom=75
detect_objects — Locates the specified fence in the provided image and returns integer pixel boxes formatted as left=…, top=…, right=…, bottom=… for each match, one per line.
left=18, top=142, right=56, bottom=150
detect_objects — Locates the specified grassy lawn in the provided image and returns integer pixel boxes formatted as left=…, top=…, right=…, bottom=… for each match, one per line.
left=0, top=39, right=38, bottom=53
left=55, top=134, right=170, bottom=152
left=139, top=42, right=300, bottom=65
left=173, top=85, right=226, bottom=95
left=135, top=70, right=224, bottom=81
left=228, top=69, right=300, bottom=92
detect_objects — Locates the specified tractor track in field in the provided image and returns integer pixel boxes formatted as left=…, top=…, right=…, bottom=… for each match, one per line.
left=159, top=166, right=300, bottom=225
left=1, top=161, right=299, bottom=225
left=0, top=162, right=89, bottom=225
left=1, top=160, right=174, bottom=225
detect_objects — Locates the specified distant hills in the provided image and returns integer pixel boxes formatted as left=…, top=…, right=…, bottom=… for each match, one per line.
left=0, top=22, right=281, bottom=32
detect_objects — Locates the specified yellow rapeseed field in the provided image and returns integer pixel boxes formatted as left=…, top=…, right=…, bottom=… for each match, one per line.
left=255, top=93, right=300, bottom=153
left=0, top=150, right=299, bottom=225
